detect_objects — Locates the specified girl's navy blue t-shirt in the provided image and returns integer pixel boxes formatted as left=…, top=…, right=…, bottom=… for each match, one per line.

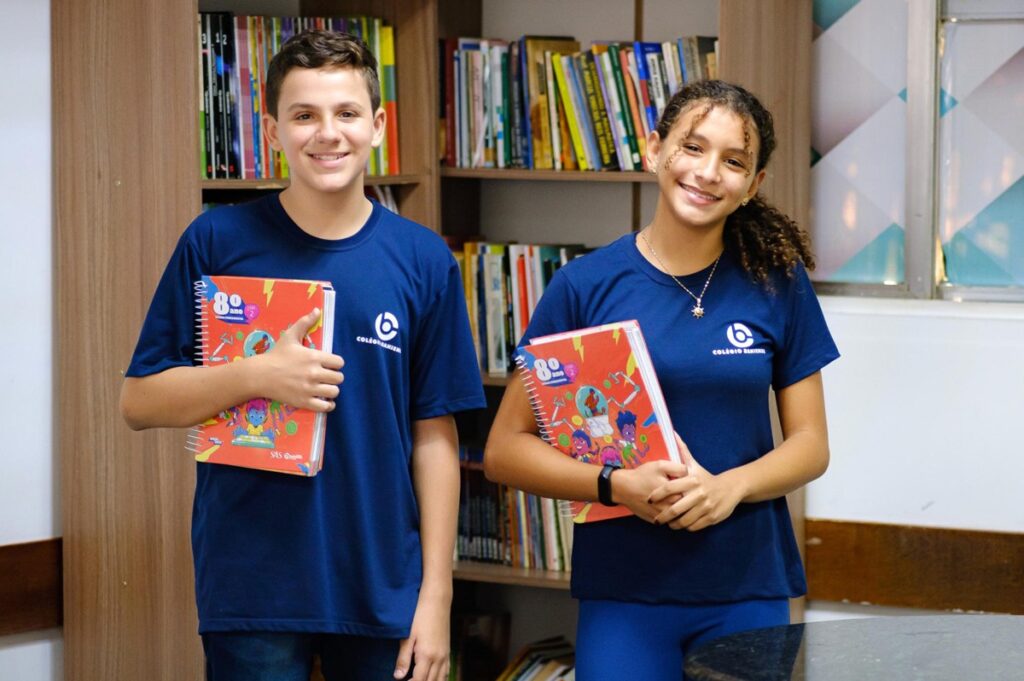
left=522, top=233, right=839, bottom=604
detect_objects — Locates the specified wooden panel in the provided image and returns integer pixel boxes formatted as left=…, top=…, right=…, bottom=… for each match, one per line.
left=54, top=0, right=203, bottom=678
left=719, top=1, right=812, bottom=621
left=719, top=0, right=812, bottom=231
left=805, top=520, right=1024, bottom=614
left=0, top=540, right=62, bottom=636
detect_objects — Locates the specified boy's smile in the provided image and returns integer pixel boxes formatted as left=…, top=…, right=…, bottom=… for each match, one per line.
left=264, top=66, right=385, bottom=197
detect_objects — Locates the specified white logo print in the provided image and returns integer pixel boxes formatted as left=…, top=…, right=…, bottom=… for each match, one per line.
left=375, top=312, right=399, bottom=341
left=726, top=323, right=755, bottom=349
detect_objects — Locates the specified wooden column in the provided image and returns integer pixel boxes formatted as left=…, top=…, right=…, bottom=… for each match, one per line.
left=54, top=0, right=203, bottom=678
left=719, top=0, right=813, bottom=621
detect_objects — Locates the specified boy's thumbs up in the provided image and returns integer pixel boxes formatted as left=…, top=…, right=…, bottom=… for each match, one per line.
left=282, top=308, right=322, bottom=344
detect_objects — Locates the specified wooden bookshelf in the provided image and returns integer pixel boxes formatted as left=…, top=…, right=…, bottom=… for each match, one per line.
left=201, top=173, right=425, bottom=190
left=454, top=560, right=571, bottom=590
left=441, top=167, right=657, bottom=183
left=481, top=373, right=511, bottom=387
left=55, top=0, right=811, bottom=676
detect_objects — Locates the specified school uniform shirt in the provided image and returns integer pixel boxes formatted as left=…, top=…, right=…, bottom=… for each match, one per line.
left=127, top=195, right=485, bottom=635
left=521, top=233, right=839, bottom=604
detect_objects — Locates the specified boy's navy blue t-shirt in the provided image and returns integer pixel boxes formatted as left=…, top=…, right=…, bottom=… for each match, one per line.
left=521, top=233, right=839, bottom=604
left=127, top=195, right=485, bottom=636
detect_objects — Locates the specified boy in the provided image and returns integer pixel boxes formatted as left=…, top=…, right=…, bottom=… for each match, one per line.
left=120, top=30, right=484, bottom=681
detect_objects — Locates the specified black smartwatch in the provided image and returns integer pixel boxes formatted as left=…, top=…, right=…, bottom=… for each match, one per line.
left=598, top=463, right=621, bottom=506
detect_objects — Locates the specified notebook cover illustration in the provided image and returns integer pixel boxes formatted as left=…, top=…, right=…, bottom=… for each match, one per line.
left=187, top=275, right=335, bottom=476
left=515, top=319, right=680, bottom=523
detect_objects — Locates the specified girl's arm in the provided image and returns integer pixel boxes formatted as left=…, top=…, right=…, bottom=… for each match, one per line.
left=484, top=378, right=687, bottom=522
left=650, top=371, right=830, bottom=531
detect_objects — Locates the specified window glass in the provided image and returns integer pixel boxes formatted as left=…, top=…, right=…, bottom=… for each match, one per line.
left=938, top=19, right=1024, bottom=287
left=810, top=0, right=908, bottom=284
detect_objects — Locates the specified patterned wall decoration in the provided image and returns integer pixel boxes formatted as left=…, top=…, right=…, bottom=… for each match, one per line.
left=938, top=22, right=1024, bottom=287
left=810, top=0, right=908, bottom=284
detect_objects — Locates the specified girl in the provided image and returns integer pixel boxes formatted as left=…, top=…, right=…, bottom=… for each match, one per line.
left=483, top=80, right=839, bottom=680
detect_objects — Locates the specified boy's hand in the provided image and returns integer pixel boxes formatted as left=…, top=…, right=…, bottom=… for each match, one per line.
left=252, top=308, right=344, bottom=411
left=394, top=595, right=450, bottom=681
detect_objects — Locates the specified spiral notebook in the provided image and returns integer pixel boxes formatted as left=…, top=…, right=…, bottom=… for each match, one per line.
left=515, top=319, right=680, bottom=523
left=187, top=275, right=336, bottom=476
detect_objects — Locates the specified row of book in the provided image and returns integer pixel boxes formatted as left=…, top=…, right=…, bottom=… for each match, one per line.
left=440, top=35, right=717, bottom=172
left=458, top=449, right=573, bottom=572
left=453, top=240, right=592, bottom=377
left=495, top=636, right=575, bottom=681
left=448, top=615, right=574, bottom=681
left=198, top=13, right=400, bottom=181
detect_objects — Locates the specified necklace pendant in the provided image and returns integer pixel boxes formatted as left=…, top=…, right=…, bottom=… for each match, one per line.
left=691, top=305, right=705, bottom=319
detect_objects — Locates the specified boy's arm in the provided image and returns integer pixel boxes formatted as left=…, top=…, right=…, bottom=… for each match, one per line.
left=394, top=414, right=460, bottom=681
left=120, top=309, right=343, bottom=430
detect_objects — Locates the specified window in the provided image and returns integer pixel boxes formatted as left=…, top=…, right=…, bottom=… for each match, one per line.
left=809, top=0, right=1024, bottom=300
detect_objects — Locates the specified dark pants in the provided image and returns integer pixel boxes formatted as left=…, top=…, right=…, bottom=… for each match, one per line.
left=202, top=631, right=409, bottom=681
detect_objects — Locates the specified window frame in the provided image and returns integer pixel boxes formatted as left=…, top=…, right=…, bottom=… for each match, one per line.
left=813, top=0, right=1024, bottom=303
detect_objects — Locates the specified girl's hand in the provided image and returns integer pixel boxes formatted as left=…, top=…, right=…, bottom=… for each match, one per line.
left=612, top=459, right=688, bottom=523
left=648, top=433, right=745, bottom=532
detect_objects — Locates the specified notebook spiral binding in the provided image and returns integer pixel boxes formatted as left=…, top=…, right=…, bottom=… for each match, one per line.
left=185, top=279, right=211, bottom=455
left=514, top=354, right=574, bottom=519
left=514, top=355, right=553, bottom=443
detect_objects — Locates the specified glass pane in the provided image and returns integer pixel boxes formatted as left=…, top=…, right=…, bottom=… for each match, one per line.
left=938, top=20, right=1024, bottom=287
left=809, top=0, right=908, bottom=284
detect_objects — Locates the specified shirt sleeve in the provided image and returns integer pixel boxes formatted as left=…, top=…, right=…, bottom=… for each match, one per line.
left=771, top=264, right=840, bottom=390
left=409, top=256, right=487, bottom=420
left=125, top=224, right=208, bottom=378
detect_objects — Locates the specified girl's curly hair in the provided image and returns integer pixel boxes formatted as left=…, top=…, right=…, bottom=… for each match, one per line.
left=656, top=80, right=815, bottom=286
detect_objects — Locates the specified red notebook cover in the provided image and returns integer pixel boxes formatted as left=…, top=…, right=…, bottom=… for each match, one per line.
left=187, top=275, right=336, bottom=476
left=515, top=319, right=680, bottom=523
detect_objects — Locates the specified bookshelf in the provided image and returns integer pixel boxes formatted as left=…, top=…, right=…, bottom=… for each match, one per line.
left=56, top=0, right=810, bottom=677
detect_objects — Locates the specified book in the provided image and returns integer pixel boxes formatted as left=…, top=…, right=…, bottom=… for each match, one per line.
left=187, top=275, right=336, bottom=476
left=515, top=319, right=681, bottom=523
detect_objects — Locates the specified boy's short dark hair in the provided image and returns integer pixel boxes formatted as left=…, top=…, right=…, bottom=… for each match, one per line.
left=265, top=30, right=381, bottom=118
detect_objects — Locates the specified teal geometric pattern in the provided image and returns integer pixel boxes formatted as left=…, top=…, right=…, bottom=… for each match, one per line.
left=896, top=87, right=957, bottom=116
left=814, top=0, right=860, bottom=30
left=939, top=88, right=958, bottom=117
left=811, top=0, right=908, bottom=284
left=945, top=234, right=1015, bottom=286
left=833, top=224, right=905, bottom=284
left=944, top=175, right=1024, bottom=285
left=939, top=26, right=1024, bottom=288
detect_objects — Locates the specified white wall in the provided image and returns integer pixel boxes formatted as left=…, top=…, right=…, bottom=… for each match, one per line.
left=806, top=296, right=1024, bottom=620
left=0, top=0, right=61, bottom=678
left=812, top=297, right=1024, bottom=532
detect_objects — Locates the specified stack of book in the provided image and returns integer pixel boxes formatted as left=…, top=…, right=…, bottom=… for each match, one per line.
left=457, top=447, right=573, bottom=572
left=450, top=239, right=592, bottom=377
left=440, top=35, right=717, bottom=171
left=197, top=12, right=401, bottom=180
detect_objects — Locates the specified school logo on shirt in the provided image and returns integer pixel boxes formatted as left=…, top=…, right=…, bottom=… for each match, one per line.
left=726, top=323, right=755, bottom=349
left=356, top=311, right=402, bottom=354
left=375, top=312, right=399, bottom=341
left=712, top=322, right=766, bottom=356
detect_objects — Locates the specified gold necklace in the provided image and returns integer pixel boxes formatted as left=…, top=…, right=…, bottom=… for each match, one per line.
left=639, top=229, right=721, bottom=319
